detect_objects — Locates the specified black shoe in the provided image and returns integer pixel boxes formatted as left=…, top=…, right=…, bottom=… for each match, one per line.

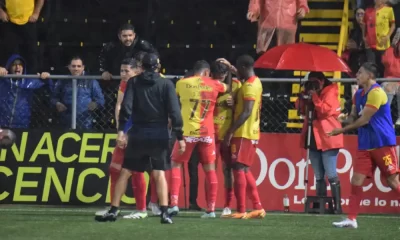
left=189, top=203, right=202, bottom=211
left=94, top=212, right=118, bottom=222
left=160, top=212, right=173, bottom=224
left=331, top=182, right=343, bottom=214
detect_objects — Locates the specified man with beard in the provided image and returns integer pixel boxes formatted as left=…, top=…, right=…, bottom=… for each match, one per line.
left=99, top=23, right=157, bottom=80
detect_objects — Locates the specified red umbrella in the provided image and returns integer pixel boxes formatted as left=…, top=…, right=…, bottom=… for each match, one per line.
left=254, top=43, right=351, bottom=72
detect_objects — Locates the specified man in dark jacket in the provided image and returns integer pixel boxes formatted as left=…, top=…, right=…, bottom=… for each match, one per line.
left=95, top=53, right=184, bottom=224
left=99, top=23, right=157, bottom=80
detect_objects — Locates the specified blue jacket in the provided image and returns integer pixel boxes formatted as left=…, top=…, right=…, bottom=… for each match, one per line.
left=51, top=74, right=105, bottom=129
left=0, top=54, right=52, bottom=128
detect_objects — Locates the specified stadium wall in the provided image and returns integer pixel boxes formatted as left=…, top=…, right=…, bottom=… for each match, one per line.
left=1, top=130, right=399, bottom=214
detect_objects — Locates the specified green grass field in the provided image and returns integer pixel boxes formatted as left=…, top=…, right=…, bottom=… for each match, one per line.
left=0, top=206, right=398, bottom=240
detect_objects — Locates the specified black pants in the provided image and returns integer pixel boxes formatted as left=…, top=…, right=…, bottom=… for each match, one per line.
left=0, top=22, right=38, bottom=73
left=188, top=146, right=200, bottom=205
left=366, top=49, right=385, bottom=78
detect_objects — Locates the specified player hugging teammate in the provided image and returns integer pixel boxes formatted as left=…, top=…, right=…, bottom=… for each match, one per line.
left=169, top=55, right=266, bottom=219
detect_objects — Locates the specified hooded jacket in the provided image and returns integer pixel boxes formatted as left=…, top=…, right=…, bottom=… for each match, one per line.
left=0, top=54, right=49, bottom=128
left=118, top=71, right=183, bottom=140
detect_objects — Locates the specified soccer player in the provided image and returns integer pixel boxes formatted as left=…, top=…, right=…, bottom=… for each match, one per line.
left=169, top=60, right=230, bottom=218
left=329, top=62, right=400, bottom=229
left=223, top=55, right=266, bottom=219
left=211, top=60, right=242, bottom=216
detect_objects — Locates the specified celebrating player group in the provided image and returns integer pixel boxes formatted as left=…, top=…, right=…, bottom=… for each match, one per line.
left=94, top=53, right=266, bottom=223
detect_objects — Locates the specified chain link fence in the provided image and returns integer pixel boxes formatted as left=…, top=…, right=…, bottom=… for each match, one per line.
left=2, top=76, right=400, bottom=135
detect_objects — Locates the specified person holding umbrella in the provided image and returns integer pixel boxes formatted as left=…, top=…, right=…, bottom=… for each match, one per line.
left=296, top=72, right=344, bottom=214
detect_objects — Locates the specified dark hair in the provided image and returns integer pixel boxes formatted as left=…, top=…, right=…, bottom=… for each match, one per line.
left=361, top=62, right=379, bottom=79
left=70, top=56, right=84, bottom=65
left=236, top=55, right=254, bottom=69
left=184, top=70, right=195, bottom=78
left=121, top=58, right=139, bottom=68
left=135, top=51, right=147, bottom=63
left=210, top=61, right=229, bottom=79
left=193, top=60, right=210, bottom=74
left=119, top=23, right=135, bottom=34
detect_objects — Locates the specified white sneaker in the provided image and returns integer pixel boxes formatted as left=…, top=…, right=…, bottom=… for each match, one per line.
left=221, top=207, right=232, bottom=217
left=201, top=212, right=216, bottom=218
left=95, top=208, right=109, bottom=216
left=123, top=211, right=148, bottom=219
left=148, top=202, right=162, bottom=216
left=332, top=218, right=358, bottom=228
left=167, top=206, right=179, bottom=216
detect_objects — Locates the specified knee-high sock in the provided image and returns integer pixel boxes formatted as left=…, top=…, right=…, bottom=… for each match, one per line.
left=170, top=168, right=181, bottom=206
left=109, top=167, right=120, bottom=203
left=132, top=171, right=146, bottom=211
left=245, top=171, right=263, bottom=210
left=150, top=176, right=158, bottom=203
left=205, top=170, right=218, bottom=212
left=233, top=170, right=246, bottom=213
left=347, top=185, right=363, bottom=220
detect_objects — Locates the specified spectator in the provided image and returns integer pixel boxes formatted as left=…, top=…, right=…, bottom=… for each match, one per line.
left=247, top=0, right=309, bottom=54
left=345, top=8, right=367, bottom=74
left=51, top=57, right=105, bottom=130
left=99, top=23, right=158, bottom=80
left=0, top=54, right=50, bottom=128
left=381, top=38, right=400, bottom=124
left=362, top=0, right=396, bottom=77
left=0, top=0, right=45, bottom=74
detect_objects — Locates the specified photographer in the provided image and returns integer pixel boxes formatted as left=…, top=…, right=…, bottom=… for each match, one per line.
left=296, top=72, right=344, bottom=213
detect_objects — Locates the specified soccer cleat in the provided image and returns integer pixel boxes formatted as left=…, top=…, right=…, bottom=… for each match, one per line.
left=244, top=209, right=266, bottom=219
left=122, top=211, right=148, bottom=219
left=94, top=211, right=118, bottom=222
left=224, top=212, right=247, bottom=219
left=95, top=207, right=121, bottom=216
left=220, top=207, right=232, bottom=217
left=200, top=212, right=216, bottom=218
left=332, top=218, right=358, bottom=229
left=160, top=212, right=173, bottom=224
left=148, top=202, right=162, bottom=216
left=167, top=206, right=179, bottom=216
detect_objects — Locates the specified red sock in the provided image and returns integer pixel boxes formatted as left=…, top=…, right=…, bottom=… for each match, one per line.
left=132, top=171, right=146, bottom=211
left=109, top=167, right=120, bottom=203
left=205, top=170, right=218, bottom=212
left=233, top=169, right=246, bottom=213
left=245, top=171, right=263, bottom=210
left=131, top=175, right=136, bottom=197
left=224, top=188, right=234, bottom=208
left=170, top=168, right=181, bottom=206
left=150, top=176, right=158, bottom=203
left=347, top=185, right=363, bottom=220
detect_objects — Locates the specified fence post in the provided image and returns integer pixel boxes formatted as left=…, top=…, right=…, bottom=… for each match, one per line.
left=71, top=79, right=77, bottom=129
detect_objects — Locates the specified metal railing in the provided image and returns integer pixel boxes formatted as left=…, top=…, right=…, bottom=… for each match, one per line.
left=1, top=74, right=400, bottom=133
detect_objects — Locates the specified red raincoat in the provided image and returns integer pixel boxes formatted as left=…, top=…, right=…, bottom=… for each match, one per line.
left=296, top=83, right=344, bottom=151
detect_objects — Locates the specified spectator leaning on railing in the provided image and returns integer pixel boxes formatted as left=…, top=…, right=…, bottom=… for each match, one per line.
left=51, top=56, right=105, bottom=130
left=99, top=23, right=158, bottom=80
left=0, top=54, right=51, bottom=128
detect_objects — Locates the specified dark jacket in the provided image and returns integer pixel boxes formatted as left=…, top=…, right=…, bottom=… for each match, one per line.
left=119, top=71, right=183, bottom=140
left=0, top=54, right=52, bottom=128
left=99, top=37, right=157, bottom=75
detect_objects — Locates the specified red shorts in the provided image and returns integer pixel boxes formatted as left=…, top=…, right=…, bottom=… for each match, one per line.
left=354, top=146, right=399, bottom=178
left=215, top=141, right=233, bottom=167
left=230, top=137, right=258, bottom=167
left=171, top=136, right=216, bottom=164
left=110, top=146, right=125, bottom=170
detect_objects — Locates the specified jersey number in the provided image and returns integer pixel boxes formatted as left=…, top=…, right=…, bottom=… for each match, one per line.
left=190, top=99, right=211, bottom=120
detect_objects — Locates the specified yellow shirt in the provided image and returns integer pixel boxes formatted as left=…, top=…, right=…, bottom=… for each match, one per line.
left=233, top=76, right=263, bottom=140
left=214, top=79, right=242, bottom=141
left=364, top=6, right=395, bottom=50
left=6, top=0, right=35, bottom=25
left=176, top=76, right=227, bottom=137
